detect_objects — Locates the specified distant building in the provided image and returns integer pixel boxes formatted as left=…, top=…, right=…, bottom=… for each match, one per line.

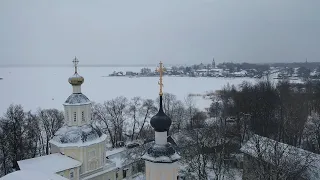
left=212, top=58, right=216, bottom=68
left=141, top=68, right=152, bottom=75
left=126, top=71, right=134, bottom=76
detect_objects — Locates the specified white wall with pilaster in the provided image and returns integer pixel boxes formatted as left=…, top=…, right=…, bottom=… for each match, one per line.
left=55, top=138, right=106, bottom=175
left=145, top=161, right=179, bottom=180
left=155, top=132, right=167, bottom=145
left=64, top=104, right=92, bottom=126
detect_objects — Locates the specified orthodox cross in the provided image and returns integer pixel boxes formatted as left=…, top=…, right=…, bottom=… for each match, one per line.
left=156, top=61, right=164, bottom=96
left=72, top=56, right=79, bottom=74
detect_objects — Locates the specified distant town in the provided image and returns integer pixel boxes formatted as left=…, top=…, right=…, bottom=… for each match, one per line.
left=109, top=59, right=320, bottom=80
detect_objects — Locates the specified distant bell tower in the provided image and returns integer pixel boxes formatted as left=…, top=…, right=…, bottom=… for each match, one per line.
left=212, top=57, right=216, bottom=68
left=142, top=61, right=181, bottom=180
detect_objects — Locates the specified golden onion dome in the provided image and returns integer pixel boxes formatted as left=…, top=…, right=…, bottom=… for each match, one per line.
left=68, top=73, right=84, bottom=86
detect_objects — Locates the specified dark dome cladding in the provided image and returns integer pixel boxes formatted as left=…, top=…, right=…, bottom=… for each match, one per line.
left=150, top=96, right=171, bottom=132
left=65, top=93, right=90, bottom=104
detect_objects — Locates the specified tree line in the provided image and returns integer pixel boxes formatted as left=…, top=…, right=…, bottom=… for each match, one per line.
left=208, top=79, right=320, bottom=152
left=175, top=79, right=320, bottom=179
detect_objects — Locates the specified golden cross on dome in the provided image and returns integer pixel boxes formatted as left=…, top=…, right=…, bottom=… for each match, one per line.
left=72, top=56, right=79, bottom=73
left=156, top=61, right=164, bottom=96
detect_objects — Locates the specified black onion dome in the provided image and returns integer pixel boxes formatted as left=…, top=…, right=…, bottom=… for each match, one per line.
left=150, top=96, right=171, bottom=132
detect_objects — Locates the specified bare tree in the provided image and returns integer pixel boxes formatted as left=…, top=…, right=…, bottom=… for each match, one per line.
left=127, top=97, right=157, bottom=141
left=185, top=96, right=199, bottom=130
left=106, top=96, right=128, bottom=146
left=136, top=99, right=157, bottom=140
left=92, top=102, right=114, bottom=146
left=0, top=120, right=10, bottom=176
left=178, top=125, right=230, bottom=180
left=92, top=97, right=128, bottom=147
left=0, top=105, right=40, bottom=171
left=157, top=93, right=186, bottom=133
left=303, top=113, right=320, bottom=153
left=170, top=101, right=185, bottom=133
left=37, top=109, right=64, bottom=155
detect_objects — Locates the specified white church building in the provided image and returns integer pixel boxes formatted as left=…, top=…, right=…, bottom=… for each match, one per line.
left=0, top=59, right=181, bottom=180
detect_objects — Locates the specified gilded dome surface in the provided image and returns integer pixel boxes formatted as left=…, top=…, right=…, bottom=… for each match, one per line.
left=68, top=73, right=84, bottom=86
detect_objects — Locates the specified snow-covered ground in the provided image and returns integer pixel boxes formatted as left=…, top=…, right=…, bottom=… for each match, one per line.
left=0, top=66, right=258, bottom=115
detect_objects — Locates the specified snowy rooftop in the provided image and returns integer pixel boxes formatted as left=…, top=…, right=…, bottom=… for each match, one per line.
left=105, top=147, right=126, bottom=157
left=106, top=146, right=145, bottom=168
left=142, top=143, right=180, bottom=163
left=124, top=173, right=145, bottom=180
left=0, top=170, right=68, bottom=180
left=142, top=152, right=180, bottom=163
left=50, top=125, right=106, bottom=147
left=64, top=93, right=91, bottom=105
left=241, top=134, right=320, bottom=180
left=18, top=153, right=81, bottom=173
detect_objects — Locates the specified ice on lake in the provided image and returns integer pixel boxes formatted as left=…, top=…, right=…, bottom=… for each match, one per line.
left=0, top=66, right=258, bottom=115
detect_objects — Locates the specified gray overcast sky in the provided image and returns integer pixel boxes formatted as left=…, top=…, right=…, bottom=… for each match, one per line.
left=0, top=0, right=319, bottom=65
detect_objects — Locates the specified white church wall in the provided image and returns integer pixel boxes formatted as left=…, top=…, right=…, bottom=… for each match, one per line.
left=50, top=135, right=106, bottom=176
left=57, top=166, right=80, bottom=180
left=64, top=104, right=91, bottom=127
left=155, top=132, right=167, bottom=145
left=84, top=170, right=116, bottom=180
left=84, top=139, right=106, bottom=173
left=145, top=161, right=179, bottom=180
left=73, top=85, right=81, bottom=94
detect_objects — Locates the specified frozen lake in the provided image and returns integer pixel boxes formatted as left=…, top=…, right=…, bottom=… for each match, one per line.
left=0, top=66, right=258, bottom=115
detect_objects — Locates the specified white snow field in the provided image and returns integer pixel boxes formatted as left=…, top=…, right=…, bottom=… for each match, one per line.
left=0, top=66, right=257, bottom=115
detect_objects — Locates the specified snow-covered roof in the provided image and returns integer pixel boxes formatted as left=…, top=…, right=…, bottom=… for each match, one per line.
left=124, top=172, right=145, bottom=180
left=18, top=153, right=81, bottom=173
left=0, top=170, right=68, bottom=180
left=64, top=93, right=91, bottom=105
left=106, top=145, right=145, bottom=168
left=232, top=70, right=247, bottom=75
left=142, top=152, right=180, bottom=163
left=106, top=147, right=126, bottom=157
left=241, top=134, right=320, bottom=180
left=142, top=143, right=180, bottom=163
left=51, top=133, right=107, bottom=148
left=50, top=125, right=106, bottom=147
left=196, top=69, right=208, bottom=72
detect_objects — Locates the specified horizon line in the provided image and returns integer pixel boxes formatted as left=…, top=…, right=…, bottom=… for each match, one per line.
left=0, top=61, right=319, bottom=68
